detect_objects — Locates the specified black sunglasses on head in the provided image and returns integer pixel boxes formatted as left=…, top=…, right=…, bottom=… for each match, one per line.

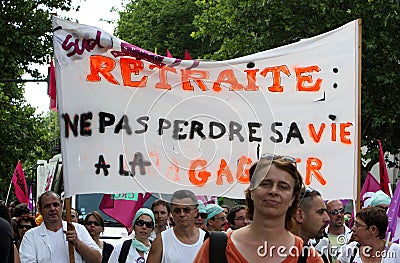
left=298, top=187, right=315, bottom=207
left=135, top=219, right=154, bottom=228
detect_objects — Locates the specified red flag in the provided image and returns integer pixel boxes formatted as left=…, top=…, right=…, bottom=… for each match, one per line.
left=12, top=161, right=29, bottom=204
left=378, top=140, right=391, bottom=196
left=184, top=49, right=192, bottom=60
left=48, top=59, right=57, bottom=111
left=360, top=172, right=381, bottom=208
left=166, top=49, right=173, bottom=58
left=99, top=192, right=152, bottom=231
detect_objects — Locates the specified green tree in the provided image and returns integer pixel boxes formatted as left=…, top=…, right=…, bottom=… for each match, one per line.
left=0, top=0, right=74, bottom=200
left=115, top=0, right=219, bottom=59
left=192, top=0, right=400, bottom=174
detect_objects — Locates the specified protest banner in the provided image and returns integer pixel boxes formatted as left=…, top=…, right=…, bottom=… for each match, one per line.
left=53, top=17, right=361, bottom=200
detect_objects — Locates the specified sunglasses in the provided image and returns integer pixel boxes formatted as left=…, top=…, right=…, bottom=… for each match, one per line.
left=195, top=213, right=207, bottom=219
left=85, top=221, right=101, bottom=226
left=172, top=207, right=194, bottom=214
left=18, top=225, right=32, bottom=230
left=298, top=187, right=314, bottom=207
left=329, top=208, right=345, bottom=216
left=135, top=219, right=154, bottom=228
left=261, top=153, right=297, bottom=167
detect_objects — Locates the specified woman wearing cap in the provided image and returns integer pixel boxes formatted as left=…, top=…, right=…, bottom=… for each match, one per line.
left=195, top=200, right=208, bottom=231
left=84, top=211, right=114, bottom=263
left=108, top=208, right=155, bottom=263
left=194, top=153, right=323, bottom=262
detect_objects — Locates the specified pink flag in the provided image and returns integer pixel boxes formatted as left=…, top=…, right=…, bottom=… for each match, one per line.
left=99, top=192, right=152, bottom=231
left=166, top=49, right=173, bottom=58
left=12, top=161, right=29, bottom=204
left=48, top=59, right=57, bottom=111
left=184, top=49, right=192, bottom=60
left=360, top=172, right=381, bottom=208
left=378, top=140, right=391, bottom=196
left=386, top=184, right=400, bottom=243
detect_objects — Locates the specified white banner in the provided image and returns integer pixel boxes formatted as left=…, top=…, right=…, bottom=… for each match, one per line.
left=53, top=17, right=360, bottom=199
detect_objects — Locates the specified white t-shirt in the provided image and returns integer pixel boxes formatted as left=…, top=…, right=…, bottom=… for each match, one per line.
left=338, top=242, right=400, bottom=263
left=161, top=227, right=206, bottom=263
left=108, top=240, right=148, bottom=263
left=47, top=228, right=69, bottom=261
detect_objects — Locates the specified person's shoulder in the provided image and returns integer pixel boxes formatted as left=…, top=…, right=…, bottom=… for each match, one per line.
left=0, top=217, right=10, bottom=227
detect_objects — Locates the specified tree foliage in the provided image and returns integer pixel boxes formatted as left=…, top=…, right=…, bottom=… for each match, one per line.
left=115, top=0, right=219, bottom=59
left=0, top=0, right=73, bottom=200
left=194, top=0, right=399, bottom=173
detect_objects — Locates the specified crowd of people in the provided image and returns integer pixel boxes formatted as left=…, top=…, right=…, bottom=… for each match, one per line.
left=1, top=153, right=399, bottom=262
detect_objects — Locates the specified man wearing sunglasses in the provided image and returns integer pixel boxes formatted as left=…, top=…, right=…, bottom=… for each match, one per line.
left=147, top=189, right=206, bottom=263
left=205, top=204, right=228, bottom=232
left=315, top=199, right=352, bottom=261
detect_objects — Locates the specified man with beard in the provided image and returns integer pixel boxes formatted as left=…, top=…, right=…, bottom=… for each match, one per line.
left=151, top=199, right=171, bottom=238
left=205, top=204, right=228, bottom=232
left=291, top=187, right=330, bottom=262
left=315, top=199, right=352, bottom=261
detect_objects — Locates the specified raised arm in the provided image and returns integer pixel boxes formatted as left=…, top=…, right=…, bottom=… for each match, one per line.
left=146, top=234, right=163, bottom=263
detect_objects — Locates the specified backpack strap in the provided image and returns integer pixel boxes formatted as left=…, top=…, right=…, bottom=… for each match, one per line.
left=118, top=239, right=133, bottom=263
left=349, top=243, right=360, bottom=263
left=207, top=231, right=228, bottom=263
left=297, top=245, right=309, bottom=263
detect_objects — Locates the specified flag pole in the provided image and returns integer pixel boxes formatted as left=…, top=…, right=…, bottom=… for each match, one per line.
left=5, top=180, right=12, bottom=205
left=388, top=183, right=393, bottom=197
left=356, top=19, right=362, bottom=211
left=65, top=197, right=75, bottom=263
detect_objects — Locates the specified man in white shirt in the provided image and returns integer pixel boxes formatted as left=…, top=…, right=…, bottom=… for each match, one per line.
left=19, top=191, right=101, bottom=263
